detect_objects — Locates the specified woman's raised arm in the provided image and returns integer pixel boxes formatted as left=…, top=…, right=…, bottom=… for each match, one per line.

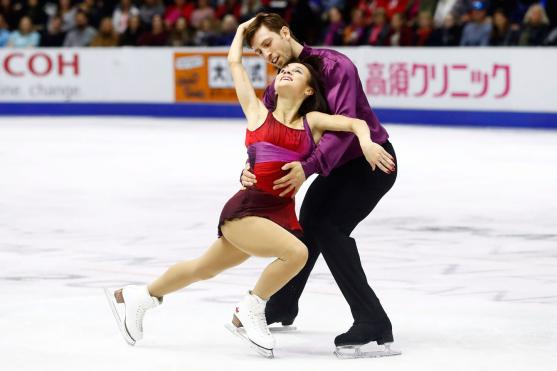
left=228, top=19, right=267, bottom=128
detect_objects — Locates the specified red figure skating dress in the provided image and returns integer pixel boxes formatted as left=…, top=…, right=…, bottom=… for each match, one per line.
left=218, top=111, right=316, bottom=237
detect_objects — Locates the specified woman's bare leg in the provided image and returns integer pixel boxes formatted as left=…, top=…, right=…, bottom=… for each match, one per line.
left=147, top=237, right=250, bottom=298
left=221, top=217, right=308, bottom=300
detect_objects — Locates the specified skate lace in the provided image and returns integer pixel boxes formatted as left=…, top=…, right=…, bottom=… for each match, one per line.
left=136, top=306, right=146, bottom=332
left=250, top=308, right=271, bottom=335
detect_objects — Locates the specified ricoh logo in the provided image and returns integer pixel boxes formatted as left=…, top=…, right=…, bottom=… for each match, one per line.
left=1, top=52, right=79, bottom=77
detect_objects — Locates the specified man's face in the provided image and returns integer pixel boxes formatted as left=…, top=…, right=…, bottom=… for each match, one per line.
left=76, top=13, right=87, bottom=27
left=471, top=9, right=486, bottom=23
left=250, top=25, right=294, bottom=68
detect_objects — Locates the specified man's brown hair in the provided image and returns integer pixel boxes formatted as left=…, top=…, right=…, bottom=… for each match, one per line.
left=244, top=12, right=298, bottom=48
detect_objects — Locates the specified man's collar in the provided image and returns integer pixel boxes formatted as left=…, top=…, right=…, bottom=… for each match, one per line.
left=299, top=43, right=312, bottom=59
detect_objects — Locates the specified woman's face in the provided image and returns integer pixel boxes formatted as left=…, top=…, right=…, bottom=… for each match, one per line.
left=418, top=11, right=432, bottom=28
left=391, top=13, right=402, bottom=29
left=274, top=62, right=313, bottom=100
left=373, top=11, right=386, bottom=26
left=494, top=12, right=507, bottom=28
left=352, top=9, right=363, bottom=26
left=100, top=18, right=112, bottom=33
left=176, top=17, right=186, bottom=31
left=129, top=14, right=140, bottom=29
left=19, top=17, right=32, bottom=34
left=529, top=7, right=543, bottom=25
left=443, top=14, right=455, bottom=28
left=152, top=15, right=163, bottom=31
left=329, top=7, right=342, bottom=24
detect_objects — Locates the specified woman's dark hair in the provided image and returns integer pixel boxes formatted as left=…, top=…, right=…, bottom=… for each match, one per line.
left=281, top=55, right=330, bottom=116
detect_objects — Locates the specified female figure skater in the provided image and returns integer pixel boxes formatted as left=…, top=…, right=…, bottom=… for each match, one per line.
left=104, top=17, right=395, bottom=358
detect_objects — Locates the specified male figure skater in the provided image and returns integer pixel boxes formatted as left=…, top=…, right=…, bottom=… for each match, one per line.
left=240, top=13, right=400, bottom=358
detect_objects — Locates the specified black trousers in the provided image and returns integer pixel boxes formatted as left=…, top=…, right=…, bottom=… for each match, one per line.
left=268, top=141, right=397, bottom=330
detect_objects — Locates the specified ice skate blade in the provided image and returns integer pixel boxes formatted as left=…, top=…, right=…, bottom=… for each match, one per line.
left=224, top=323, right=274, bottom=359
left=269, top=325, right=297, bottom=333
left=103, top=287, right=136, bottom=347
left=334, top=342, right=402, bottom=359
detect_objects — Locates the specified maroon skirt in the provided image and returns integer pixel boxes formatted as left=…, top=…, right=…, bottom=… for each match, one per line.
left=218, top=187, right=303, bottom=238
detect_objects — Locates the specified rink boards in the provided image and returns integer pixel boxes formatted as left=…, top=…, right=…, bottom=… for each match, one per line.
left=0, top=47, right=556, bottom=128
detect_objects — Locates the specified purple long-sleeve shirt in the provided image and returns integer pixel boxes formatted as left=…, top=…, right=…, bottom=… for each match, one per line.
left=263, top=45, right=389, bottom=178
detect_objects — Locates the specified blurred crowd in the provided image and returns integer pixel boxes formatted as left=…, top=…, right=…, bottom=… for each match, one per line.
left=0, top=0, right=556, bottom=48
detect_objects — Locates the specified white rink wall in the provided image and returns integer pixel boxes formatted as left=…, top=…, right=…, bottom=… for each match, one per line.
left=0, top=47, right=556, bottom=128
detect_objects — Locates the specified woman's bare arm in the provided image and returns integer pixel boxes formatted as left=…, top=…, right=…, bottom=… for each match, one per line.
left=227, top=20, right=267, bottom=129
left=306, top=111, right=395, bottom=173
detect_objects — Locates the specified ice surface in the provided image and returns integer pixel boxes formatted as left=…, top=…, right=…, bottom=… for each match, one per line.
left=0, top=117, right=556, bottom=371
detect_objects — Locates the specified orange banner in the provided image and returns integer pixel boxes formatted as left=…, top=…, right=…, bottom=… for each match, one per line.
left=174, top=52, right=276, bottom=103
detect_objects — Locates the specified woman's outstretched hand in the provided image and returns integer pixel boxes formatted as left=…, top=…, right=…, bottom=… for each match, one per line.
left=361, top=141, right=396, bottom=174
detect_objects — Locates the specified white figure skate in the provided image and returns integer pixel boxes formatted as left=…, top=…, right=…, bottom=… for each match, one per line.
left=225, top=292, right=275, bottom=358
left=104, top=285, right=161, bottom=346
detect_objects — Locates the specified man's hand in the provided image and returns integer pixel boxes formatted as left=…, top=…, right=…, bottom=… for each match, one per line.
left=241, top=163, right=257, bottom=189
left=273, top=161, right=306, bottom=198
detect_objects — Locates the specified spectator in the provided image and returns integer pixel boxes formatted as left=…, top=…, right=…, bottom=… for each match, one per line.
left=322, top=6, right=345, bottom=46
left=419, top=0, right=440, bottom=17
left=375, top=0, right=409, bottom=20
left=321, top=0, right=346, bottom=12
left=24, top=0, right=48, bottom=31
left=7, top=15, right=40, bottom=47
left=137, top=13, right=168, bottom=46
left=388, top=12, right=414, bottom=46
left=431, top=13, right=462, bottom=45
left=91, top=16, right=118, bottom=46
left=63, top=10, right=96, bottom=46
left=452, top=0, right=486, bottom=23
left=367, top=7, right=390, bottom=45
left=0, top=14, right=10, bottom=46
left=211, top=13, right=236, bottom=46
left=433, top=0, right=458, bottom=27
left=215, top=0, right=241, bottom=20
left=518, top=3, right=550, bottom=46
left=119, top=13, right=142, bottom=45
left=239, top=0, right=262, bottom=23
left=167, top=16, right=192, bottom=46
left=1, top=0, right=23, bottom=30
left=53, top=0, right=78, bottom=33
left=139, top=0, right=165, bottom=28
left=190, top=0, right=214, bottom=29
left=79, top=0, right=103, bottom=29
left=164, top=0, right=194, bottom=28
left=343, top=8, right=366, bottom=45
left=113, top=0, right=139, bottom=34
left=460, top=1, right=492, bottom=46
left=40, top=14, right=66, bottom=46
left=355, top=0, right=379, bottom=26
left=490, top=8, right=519, bottom=45
left=192, top=15, right=216, bottom=46
left=414, top=10, right=436, bottom=45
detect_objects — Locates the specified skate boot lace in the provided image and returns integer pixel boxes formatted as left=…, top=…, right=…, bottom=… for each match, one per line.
left=135, top=299, right=157, bottom=332
left=249, top=308, right=271, bottom=335
left=136, top=306, right=147, bottom=332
